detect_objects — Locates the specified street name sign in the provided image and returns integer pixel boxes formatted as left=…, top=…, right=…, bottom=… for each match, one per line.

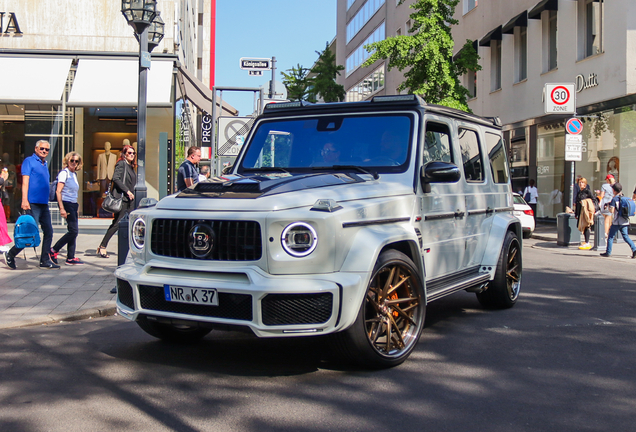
left=240, top=58, right=271, bottom=70
left=248, top=70, right=263, bottom=76
left=545, top=83, right=576, bottom=114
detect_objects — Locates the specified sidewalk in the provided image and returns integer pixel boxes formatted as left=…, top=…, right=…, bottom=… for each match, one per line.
left=1, top=221, right=635, bottom=330
left=0, top=222, right=119, bottom=330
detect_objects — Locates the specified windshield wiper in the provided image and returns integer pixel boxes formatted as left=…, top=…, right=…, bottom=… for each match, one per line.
left=243, top=167, right=290, bottom=174
left=312, top=165, right=379, bottom=180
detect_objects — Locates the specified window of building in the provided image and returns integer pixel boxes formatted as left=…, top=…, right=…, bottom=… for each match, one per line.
left=346, top=0, right=386, bottom=44
left=458, top=128, right=484, bottom=182
left=514, top=26, right=527, bottom=82
left=490, top=39, right=501, bottom=92
left=463, top=0, right=478, bottom=15
left=345, top=64, right=385, bottom=102
left=485, top=132, right=509, bottom=184
left=406, top=19, right=412, bottom=33
left=542, top=10, right=558, bottom=72
left=579, top=0, right=603, bottom=58
left=422, top=123, right=453, bottom=165
left=346, top=23, right=385, bottom=76
left=466, top=69, right=477, bottom=99
left=396, top=27, right=401, bottom=36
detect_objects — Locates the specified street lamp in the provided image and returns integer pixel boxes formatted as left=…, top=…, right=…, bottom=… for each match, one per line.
left=121, top=0, right=158, bottom=209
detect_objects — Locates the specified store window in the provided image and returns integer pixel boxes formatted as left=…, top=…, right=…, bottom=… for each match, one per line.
left=536, top=124, right=565, bottom=218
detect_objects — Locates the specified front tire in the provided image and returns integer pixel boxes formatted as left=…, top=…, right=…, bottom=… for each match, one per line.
left=477, top=230, right=521, bottom=309
left=332, top=250, right=425, bottom=369
left=137, top=318, right=212, bottom=343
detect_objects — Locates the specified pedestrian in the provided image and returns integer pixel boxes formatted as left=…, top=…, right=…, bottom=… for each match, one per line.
left=50, top=152, right=84, bottom=265
left=522, top=179, right=538, bottom=220
left=198, top=164, right=210, bottom=182
left=3, top=140, right=59, bottom=269
left=600, top=182, right=636, bottom=258
left=599, top=174, right=616, bottom=238
left=177, top=146, right=201, bottom=191
left=575, top=177, right=596, bottom=250
left=0, top=166, right=12, bottom=252
left=96, top=144, right=136, bottom=258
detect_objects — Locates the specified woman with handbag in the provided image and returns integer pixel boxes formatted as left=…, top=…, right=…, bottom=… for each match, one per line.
left=50, top=152, right=84, bottom=265
left=97, top=144, right=136, bottom=258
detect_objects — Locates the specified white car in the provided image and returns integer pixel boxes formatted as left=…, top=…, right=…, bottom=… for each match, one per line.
left=513, top=193, right=535, bottom=238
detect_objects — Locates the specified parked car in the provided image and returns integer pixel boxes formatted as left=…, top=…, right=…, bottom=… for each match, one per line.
left=115, top=95, right=522, bottom=369
left=513, top=193, right=535, bottom=238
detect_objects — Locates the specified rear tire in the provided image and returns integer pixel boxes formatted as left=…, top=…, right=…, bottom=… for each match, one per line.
left=477, top=231, right=521, bottom=309
left=331, top=250, right=425, bottom=369
left=137, top=318, right=212, bottom=343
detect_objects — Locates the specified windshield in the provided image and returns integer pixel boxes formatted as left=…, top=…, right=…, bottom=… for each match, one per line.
left=238, top=114, right=414, bottom=173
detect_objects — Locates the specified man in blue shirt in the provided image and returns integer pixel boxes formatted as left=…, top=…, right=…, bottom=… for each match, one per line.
left=176, top=146, right=201, bottom=191
left=4, top=140, right=60, bottom=269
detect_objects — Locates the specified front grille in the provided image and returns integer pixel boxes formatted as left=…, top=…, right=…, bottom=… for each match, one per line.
left=117, top=279, right=134, bottom=309
left=151, top=219, right=262, bottom=261
left=139, top=285, right=252, bottom=321
left=262, top=293, right=333, bottom=326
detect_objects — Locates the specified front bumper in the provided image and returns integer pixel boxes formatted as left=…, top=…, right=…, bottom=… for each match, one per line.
left=114, top=260, right=365, bottom=337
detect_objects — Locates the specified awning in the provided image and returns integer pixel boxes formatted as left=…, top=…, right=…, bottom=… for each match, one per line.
left=528, top=0, right=558, bottom=20
left=502, top=11, right=528, bottom=34
left=453, top=40, right=479, bottom=62
left=0, top=57, right=72, bottom=104
left=479, top=26, right=503, bottom=47
left=176, top=66, right=238, bottom=116
left=67, top=58, right=174, bottom=107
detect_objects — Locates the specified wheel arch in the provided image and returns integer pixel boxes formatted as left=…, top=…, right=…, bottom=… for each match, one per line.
left=481, top=214, right=522, bottom=268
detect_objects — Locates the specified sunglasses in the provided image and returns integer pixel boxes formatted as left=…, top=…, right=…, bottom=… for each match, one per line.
left=127, top=151, right=136, bottom=155
left=69, top=159, right=80, bottom=163
left=38, top=147, right=50, bottom=152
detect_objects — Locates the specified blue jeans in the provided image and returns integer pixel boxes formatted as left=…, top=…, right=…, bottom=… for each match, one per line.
left=53, top=201, right=79, bottom=259
left=9, top=203, right=54, bottom=263
left=606, top=224, right=636, bottom=256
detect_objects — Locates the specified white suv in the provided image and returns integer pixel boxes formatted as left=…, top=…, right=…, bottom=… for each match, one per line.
left=115, top=95, right=522, bottom=368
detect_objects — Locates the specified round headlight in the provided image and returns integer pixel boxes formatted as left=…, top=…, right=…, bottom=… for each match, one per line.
left=281, top=222, right=317, bottom=257
left=131, top=217, right=146, bottom=250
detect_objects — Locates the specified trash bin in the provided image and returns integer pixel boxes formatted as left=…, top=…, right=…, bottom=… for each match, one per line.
left=557, top=213, right=581, bottom=246
left=593, top=212, right=606, bottom=252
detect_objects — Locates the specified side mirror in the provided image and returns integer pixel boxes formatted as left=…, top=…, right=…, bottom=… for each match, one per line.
left=421, top=161, right=461, bottom=192
left=222, top=164, right=233, bottom=175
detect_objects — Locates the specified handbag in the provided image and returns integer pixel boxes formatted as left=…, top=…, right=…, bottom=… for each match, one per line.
left=101, top=181, right=123, bottom=213
left=523, top=189, right=531, bottom=202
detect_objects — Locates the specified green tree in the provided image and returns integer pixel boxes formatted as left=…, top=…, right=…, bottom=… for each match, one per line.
left=363, top=0, right=481, bottom=112
left=282, top=64, right=313, bottom=101
left=309, top=42, right=345, bottom=103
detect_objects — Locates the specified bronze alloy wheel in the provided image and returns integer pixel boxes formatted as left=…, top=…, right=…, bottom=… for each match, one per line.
left=364, top=256, right=423, bottom=358
left=476, top=230, right=522, bottom=309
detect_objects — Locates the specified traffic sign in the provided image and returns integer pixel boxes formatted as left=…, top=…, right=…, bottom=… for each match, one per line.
left=544, top=83, right=576, bottom=114
left=566, top=118, right=583, bottom=135
left=565, top=135, right=583, bottom=161
left=240, top=58, right=271, bottom=70
left=217, top=116, right=254, bottom=156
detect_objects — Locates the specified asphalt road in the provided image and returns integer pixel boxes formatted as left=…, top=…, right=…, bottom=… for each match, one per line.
left=1, top=239, right=635, bottom=432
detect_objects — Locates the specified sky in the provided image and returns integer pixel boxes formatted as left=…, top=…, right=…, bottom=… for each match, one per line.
left=215, top=0, right=337, bottom=116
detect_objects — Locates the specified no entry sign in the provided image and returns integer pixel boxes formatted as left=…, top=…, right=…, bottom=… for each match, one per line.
left=544, top=83, right=576, bottom=114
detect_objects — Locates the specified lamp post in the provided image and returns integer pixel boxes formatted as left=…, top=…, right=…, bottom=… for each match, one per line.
left=121, top=0, right=163, bottom=209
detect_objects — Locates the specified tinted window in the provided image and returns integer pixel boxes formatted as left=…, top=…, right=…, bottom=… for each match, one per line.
left=422, top=123, right=453, bottom=165
left=486, top=132, right=510, bottom=184
left=458, top=128, right=483, bottom=182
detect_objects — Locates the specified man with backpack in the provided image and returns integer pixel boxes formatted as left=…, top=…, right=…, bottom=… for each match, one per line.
left=3, top=140, right=60, bottom=269
left=600, top=182, right=636, bottom=258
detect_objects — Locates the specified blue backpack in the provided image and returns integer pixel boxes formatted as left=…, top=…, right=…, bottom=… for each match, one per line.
left=14, top=213, right=41, bottom=249
left=619, top=196, right=636, bottom=219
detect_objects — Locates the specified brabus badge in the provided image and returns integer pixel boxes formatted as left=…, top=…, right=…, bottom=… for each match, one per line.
left=188, top=224, right=215, bottom=258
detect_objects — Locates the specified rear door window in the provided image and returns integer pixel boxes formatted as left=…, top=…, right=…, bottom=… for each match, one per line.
left=458, top=128, right=484, bottom=182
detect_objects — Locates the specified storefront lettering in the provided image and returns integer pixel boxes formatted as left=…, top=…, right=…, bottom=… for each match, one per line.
left=0, top=12, right=22, bottom=34
left=537, top=166, right=550, bottom=175
left=576, top=73, right=598, bottom=93
left=201, top=114, right=212, bottom=144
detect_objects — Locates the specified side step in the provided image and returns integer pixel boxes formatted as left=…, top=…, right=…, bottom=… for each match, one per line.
left=426, top=273, right=491, bottom=303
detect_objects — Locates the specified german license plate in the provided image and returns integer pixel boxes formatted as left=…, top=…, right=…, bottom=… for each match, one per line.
left=164, top=285, right=218, bottom=306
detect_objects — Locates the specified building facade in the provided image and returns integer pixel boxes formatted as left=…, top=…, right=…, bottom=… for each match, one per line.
left=336, top=0, right=636, bottom=222
left=0, top=0, right=224, bottom=223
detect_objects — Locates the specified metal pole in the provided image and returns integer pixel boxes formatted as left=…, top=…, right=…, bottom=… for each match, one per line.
left=135, top=26, right=149, bottom=209
left=570, top=161, right=575, bottom=209
left=211, top=87, right=218, bottom=176
left=269, top=56, right=276, bottom=99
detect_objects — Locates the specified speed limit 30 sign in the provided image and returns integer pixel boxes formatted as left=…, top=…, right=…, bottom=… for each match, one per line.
left=545, top=83, right=576, bottom=114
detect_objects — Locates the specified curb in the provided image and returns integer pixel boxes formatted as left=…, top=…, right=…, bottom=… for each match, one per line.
left=0, top=306, right=118, bottom=330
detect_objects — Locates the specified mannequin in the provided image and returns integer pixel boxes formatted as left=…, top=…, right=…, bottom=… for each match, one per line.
left=97, top=141, right=117, bottom=192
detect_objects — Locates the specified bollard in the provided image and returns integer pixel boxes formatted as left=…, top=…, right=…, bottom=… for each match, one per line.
left=593, top=212, right=606, bottom=252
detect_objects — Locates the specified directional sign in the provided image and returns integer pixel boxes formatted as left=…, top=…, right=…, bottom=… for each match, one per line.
left=240, top=58, right=271, bottom=70
left=545, top=83, right=576, bottom=114
left=566, top=117, right=583, bottom=135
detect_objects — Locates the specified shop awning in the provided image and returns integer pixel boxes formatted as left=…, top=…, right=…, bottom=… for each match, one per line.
left=479, top=26, right=503, bottom=47
left=176, top=66, right=238, bottom=116
left=502, top=11, right=528, bottom=34
left=67, top=58, right=174, bottom=107
left=528, top=0, right=558, bottom=20
left=0, top=57, right=72, bottom=104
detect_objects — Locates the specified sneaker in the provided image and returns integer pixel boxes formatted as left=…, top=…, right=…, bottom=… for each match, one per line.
left=600, top=253, right=611, bottom=257
left=578, top=243, right=592, bottom=250
left=49, top=248, right=58, bottom=264
left=632, top=250, right=636, bottom=259
left=4, top=251, right=16, bottom=269
left=65, top=258, right=84, bottom=266
left=40, top=260, right=60, bottom=269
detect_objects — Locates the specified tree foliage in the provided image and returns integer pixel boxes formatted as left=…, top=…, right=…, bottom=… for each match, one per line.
left=281, top=64, right=314, bottom=102
left=309, top=42, right=346, bottom=103
left=363, top=0, right=481, bottom=112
